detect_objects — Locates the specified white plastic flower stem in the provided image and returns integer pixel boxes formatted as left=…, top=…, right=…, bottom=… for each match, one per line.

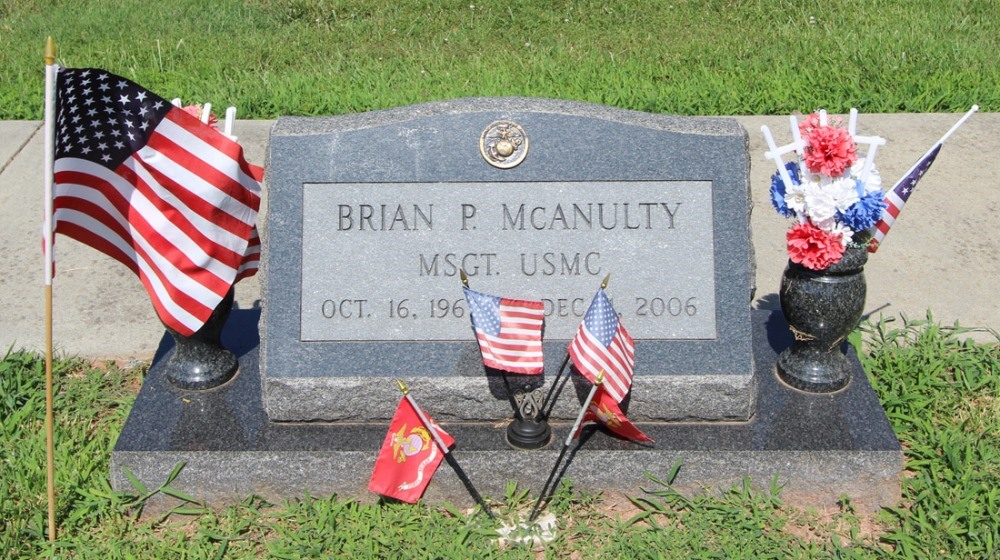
left=224, top=106, right=237, bottom=137
left=789, top=114, right=803, bottom=152
left=788, top=115, right=810, bottom=179
left=855, top=135, right=887, bottom=186
left=761, top=125, right=799, bottom=199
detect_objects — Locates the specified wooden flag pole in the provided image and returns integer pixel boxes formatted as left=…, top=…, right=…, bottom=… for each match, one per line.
left=396, top=380, right=495, bottom=521
left=528, top=371, right=604, bottom=523
left=42, top=36, right=58, bottom=543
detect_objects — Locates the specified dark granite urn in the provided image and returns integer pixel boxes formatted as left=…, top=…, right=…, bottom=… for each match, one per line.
left=777, top=245, right=867, bottom=393
left=163, top=288, right=238, bottom=391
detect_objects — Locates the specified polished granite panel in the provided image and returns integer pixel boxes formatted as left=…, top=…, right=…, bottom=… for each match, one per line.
left=112, top=308, right=902, bottom=513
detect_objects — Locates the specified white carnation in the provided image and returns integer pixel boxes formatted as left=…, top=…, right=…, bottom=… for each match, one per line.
left=851, top=158, right=883, bottom=194
left=784, top=181, right=808, bottom=215
left=803, top=180, right=837, bottom=222
left=828, top=176, right=861, bottom=213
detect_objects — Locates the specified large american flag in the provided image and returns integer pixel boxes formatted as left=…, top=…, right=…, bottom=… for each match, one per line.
left=463, top=287, right=545, bottom=374
left=568, top=288, right=635, bottom=403
left=52, top=68, right=261, bottom=336
left=870, top=143, right=941, bottom=251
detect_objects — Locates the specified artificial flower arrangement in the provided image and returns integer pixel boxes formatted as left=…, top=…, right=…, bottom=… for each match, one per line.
left=761, top=110, right=887, bottom=271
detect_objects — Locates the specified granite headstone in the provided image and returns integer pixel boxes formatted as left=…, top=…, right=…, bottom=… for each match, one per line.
left=111, top=99, right=902, bottom=514
left=261, top=98, right=755, bottom=423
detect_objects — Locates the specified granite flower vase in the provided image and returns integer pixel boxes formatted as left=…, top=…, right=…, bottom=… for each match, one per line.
left=163, top=288, right=238, bottom=390
left=777, top=246, right=867, bottom=393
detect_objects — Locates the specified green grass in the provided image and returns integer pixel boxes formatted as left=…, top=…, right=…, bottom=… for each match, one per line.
left=858, top=316, right=999, bottom=558
left=1, top=0, right=996, bottom=119
left=1, top=316, right=997, bottom=558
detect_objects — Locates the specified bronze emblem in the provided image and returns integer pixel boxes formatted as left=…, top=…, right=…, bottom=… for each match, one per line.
left=480, top=120, right=528, bottom=169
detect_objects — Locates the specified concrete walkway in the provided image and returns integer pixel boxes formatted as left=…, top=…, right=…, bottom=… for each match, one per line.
left=1, top=113, right=996, bottom=359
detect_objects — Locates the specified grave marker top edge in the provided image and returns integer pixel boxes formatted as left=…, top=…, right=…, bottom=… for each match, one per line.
left=271, top=97, right=745, bottom=138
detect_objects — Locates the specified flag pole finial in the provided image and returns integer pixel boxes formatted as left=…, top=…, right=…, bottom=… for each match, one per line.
left=600, top=273, right=611, bottom=290
left=44, top=36, right=56, bottom=66
left=459, top=269, right=469, bottom=288
left=396, top=379, right=409, bottom=395
left=595, top=370, right=605, bottom=385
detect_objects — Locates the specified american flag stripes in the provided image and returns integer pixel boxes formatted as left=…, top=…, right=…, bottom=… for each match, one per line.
left=236, top=226, right=261, bottom=282
left=463, top=287, right=545, bottom=374
left=51, top=68, right=261, bottom=336
left=870, top=143, right=941, bottom=250
left=568, top=288, right=635, bottom=403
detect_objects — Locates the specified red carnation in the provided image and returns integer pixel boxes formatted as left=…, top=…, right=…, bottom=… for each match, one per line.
left=786, top=222, right=845, bottom=270
left=182, top=104, right=219, bottom=129
left=803, top=125, right=857, bottom=177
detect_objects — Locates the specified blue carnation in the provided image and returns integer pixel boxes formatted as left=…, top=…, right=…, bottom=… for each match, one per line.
left=838, top=191, right=886, bottom=231
left=770, top=161, right=800, bottom=218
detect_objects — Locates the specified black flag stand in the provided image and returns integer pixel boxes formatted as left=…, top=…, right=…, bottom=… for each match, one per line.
left=460, top=269, right=551, bottom=449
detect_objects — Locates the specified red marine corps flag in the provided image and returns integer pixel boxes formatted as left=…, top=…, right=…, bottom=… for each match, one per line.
left=573, top=385, right=653, bottom=444
left=369, top=395, right=455, bottom=503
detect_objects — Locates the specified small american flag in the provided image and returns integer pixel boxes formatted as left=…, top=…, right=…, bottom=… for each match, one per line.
left=463, top=287, right=544, bottom=374
left=870, top=143, right=941, bottom=250
left=52, top=68, right=261, bottom=336
left=568, top=288, right=635, bottom=403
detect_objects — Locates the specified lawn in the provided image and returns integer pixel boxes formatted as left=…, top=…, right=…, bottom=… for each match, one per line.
left=0, top=0, right=996, bottom=119
left=1, top=316, right=997, bottom=558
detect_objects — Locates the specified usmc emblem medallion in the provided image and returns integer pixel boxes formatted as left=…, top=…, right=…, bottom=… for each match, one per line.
left=480, top=120, right=529, bottom=169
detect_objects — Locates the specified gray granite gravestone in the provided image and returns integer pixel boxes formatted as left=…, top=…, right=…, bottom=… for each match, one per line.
left=110, top=99, right=902, bottom=514
left=261, top=98, right=755, bottom=423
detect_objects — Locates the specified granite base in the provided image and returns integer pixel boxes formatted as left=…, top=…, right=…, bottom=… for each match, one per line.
left=111, top=308, right=902, bottom=515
